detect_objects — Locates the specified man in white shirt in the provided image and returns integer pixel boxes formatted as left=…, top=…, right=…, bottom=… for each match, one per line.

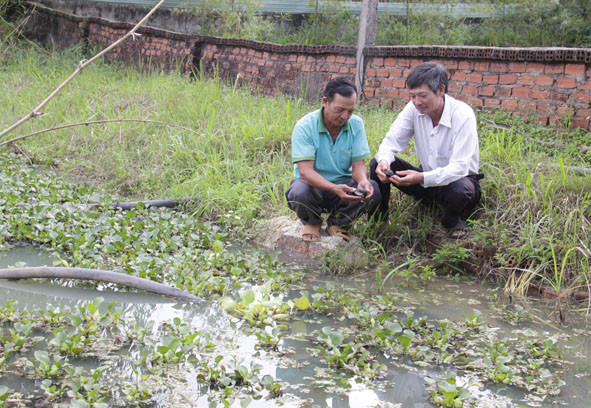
left=371, top=62, right=482, bottom=239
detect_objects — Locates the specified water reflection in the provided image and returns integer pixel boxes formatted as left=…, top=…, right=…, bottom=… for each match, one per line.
left=1, top=246, right=591, bottom=407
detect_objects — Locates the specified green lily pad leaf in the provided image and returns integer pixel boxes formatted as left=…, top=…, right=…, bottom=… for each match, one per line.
left=220, top=297, right=237, bottom=312
left=240, top=289, right=255, bottom=305
left=294, top=296, right=310, bottom=310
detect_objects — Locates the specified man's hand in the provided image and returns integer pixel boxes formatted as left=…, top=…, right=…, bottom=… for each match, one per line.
left=391, top=169, right=423, bottom=187
left=356, top=178, right=374, bottom=200
left=332, top=184, right=364, bottom=201
left=375, top=160, right=393, bottom=183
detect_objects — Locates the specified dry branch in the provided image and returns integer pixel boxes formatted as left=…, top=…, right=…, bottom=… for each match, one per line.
left=0, top=119, right=200, bottom=147
left=0, top=0, right=167, bottom=141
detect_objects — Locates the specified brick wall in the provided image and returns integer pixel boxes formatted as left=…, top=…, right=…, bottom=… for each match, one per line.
left=25, top=3, right=591, bottom=130
left=363, top=51, right=591, bottom=129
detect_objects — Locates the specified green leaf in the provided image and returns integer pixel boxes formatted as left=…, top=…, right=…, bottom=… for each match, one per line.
left=239, top=289, right=255, bottom=305
left=294, top=296, right=310, bottom=310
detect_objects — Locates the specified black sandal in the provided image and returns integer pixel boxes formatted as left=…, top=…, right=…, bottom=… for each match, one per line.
left=447, top=219, right=469, bottom=240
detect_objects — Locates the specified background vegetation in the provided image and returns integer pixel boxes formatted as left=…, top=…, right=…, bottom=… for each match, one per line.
left=186, top=0, right=591, bottom=47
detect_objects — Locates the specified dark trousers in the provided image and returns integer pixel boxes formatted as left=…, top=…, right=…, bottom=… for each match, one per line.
left=369, top=158, right=481, bottom=228
left=285, top=178, right=382, bottom=227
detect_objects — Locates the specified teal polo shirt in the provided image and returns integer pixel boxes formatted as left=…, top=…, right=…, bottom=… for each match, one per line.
left=291, top=108, right=370, bottom=184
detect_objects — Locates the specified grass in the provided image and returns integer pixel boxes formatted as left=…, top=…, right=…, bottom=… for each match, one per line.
left=1, top=45, right=590, bottom=303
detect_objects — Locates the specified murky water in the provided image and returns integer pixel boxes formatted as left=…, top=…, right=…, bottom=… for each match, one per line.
left=1, top=246, right=590, bottom=407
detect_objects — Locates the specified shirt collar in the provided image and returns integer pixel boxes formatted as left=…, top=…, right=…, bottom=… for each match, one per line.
left=438, top=94, right=452, bottom=128
left=318, top=107, right=350, bottom=134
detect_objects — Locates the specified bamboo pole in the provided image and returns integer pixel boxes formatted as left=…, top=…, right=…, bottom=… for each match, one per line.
left=0, top=119, right=199, bottom=148
left=0, top=0, right=167, bottom=141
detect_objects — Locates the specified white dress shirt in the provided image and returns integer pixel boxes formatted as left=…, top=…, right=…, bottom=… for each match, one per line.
left=375, top=94, right=480, bottom=188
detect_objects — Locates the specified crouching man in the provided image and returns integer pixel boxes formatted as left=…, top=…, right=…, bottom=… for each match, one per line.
left=286, top=77, right=381, bottom=242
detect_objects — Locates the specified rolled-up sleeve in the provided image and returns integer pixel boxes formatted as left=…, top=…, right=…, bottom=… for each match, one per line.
left=375, top=103, right=415, bottom=164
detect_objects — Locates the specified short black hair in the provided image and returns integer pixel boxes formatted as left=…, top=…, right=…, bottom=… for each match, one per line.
left=406, top=62, right=448, bottom=93
left=323, top=77, right=357, bottom=101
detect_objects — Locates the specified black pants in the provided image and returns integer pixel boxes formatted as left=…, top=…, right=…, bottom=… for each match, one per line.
left=285, top=178, right=382, bottom=227
left=369, top=158, right=482, bottom=228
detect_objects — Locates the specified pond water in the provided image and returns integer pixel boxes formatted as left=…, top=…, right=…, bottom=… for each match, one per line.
left=1, top=246, right=590, bottom=407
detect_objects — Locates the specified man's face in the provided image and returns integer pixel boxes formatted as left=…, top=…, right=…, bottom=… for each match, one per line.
left=322, top=93, right=357, bottom=130
left=409, top=83, right=444, bottom=117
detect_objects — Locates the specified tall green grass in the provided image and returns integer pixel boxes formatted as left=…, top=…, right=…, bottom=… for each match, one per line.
left=1, top=47, right=590, bottom=298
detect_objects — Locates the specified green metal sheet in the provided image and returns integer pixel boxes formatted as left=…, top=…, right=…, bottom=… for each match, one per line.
left=75, top=0, right=517, bottom=18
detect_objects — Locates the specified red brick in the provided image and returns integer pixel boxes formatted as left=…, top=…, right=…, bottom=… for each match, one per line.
left=387, top=89, right=399, bottom=98
left=580, top=81, right=591, bottom=91
left=459, top=61, right=473, bottom=70
left=508, top=62, right=526, bottom=73
left=557, top=77, right=576, bottom=88
left=545, top=63, right=564, bottom=74
left=484, top=98, right=501, bottom=107
left=369, top=99, right=380, bottom=107
left=571, top=118, right=590, bottom=129
left=513, top=87, right=530, bottom=97
left=364, top=88, right=375, bottom=97
left=397, top=58, right=410, bottom=67
left=394, top=79, right=406, bottom=88
left=382, top=100, right=394, bottom=109
left=468, top=97, right=483, bottom=107
left=537, top=101, right=554, bottom=112
left=474, top=61, right=489, bottom=72
left=467, top=72, right=483, bottom=83
left=326, top=55, right=336, bottom=63
left=549, top=116, right=563, bottom=125
left=519, top=101, right=537, bottom=112
left=483, top=74, right=499, bottom=84
left=565, top=64, right=586, bottom=76
left=297, top=55, right=306, bottom=62
left=285, top=64, right=291, bottom=71
left=577, top=108, right=591, bottom=117
left=399, top=89, right=409, bottom=99
left=537, top=116, right=549, bottom=126
left=574, top=92, right=591, bottom=105
left=302, top=65, right=311, bottom=72
left=490, top=62, right=508, bottom=73
left=495, top=87, right=511, bottom=97
left=453, top=71, right=466, bottom=81
left=377, top=68, right=389, bottom=77
left=393, top=99, right=407, bottom=109
left=550, top=90, right=569, bottom=102
left=478, top=86, right=495, bottom=96
left=443, top=60, right=458, bottom=70
left=366, top=68, right=377, bottom=77
left=517, top=75, right=534, bottom=86
left=371, top=57, right=384, bottom=67
left=340, top=66, right=351, bottom=73
left=390, top=68, right=403, bottom=77
left=336, top=56, right=346, bottom=63
left=499, top=74, right=517, bottom=85
left=526, top=62, right=544, bottom=73
left=501, top=99, right=518, bottom=110
left=381, top=78, right=393, bottom=87
left=410, top=58, right=423, bottom=67
left=535, top=76, right=554, bottom=87
left=376, top=88, right=387, bottom=97
left=464, top=85, right=478, bottom=95
left=531, top=88, right=549, bottom=99
left=448, top=83, right=462, bottom=93
left=384, top=57, right=395, bottom=67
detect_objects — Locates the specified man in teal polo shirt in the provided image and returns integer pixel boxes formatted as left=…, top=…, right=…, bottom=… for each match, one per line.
left=285, top=77, right=381, bottom=242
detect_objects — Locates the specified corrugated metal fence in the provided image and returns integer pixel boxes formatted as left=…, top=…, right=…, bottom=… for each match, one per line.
left=77, top=0, right=517, bottom=18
